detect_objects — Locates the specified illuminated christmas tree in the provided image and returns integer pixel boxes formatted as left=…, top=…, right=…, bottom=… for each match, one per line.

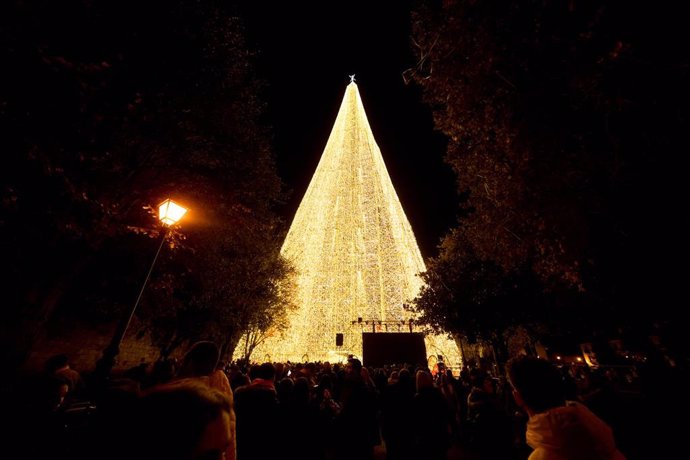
left=249, top=81, right=461, bottom=366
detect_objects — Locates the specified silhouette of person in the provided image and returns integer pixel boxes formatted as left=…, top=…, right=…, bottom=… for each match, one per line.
left=176, top=341, right=236, bottom=460
left=132, top=379, right=233, bottom=460
left=506, top=356, right=626, bottom=460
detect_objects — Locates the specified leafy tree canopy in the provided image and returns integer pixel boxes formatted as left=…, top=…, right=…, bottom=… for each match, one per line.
left=408, top=0, right=689, bottom=349
left=1, top=0, right=294, bottom=365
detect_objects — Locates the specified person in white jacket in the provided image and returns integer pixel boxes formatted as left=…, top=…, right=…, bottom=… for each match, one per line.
left=506, top=356, right=626, bottom=460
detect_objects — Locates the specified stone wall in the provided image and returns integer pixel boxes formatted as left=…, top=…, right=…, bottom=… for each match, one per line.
left=24, top=318, right=167, bottom=375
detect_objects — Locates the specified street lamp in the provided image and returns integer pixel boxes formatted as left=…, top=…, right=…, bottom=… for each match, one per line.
left=158, top=198, right=188, bottom=226
left=94, top=198, right=188, bottom=382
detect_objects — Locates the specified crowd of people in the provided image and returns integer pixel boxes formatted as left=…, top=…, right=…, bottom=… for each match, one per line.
left=11, top=341, right=688, bottom=460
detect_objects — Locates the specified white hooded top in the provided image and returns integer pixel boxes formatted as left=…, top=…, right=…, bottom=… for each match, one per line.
left=526, top=401, right=626, bottom=460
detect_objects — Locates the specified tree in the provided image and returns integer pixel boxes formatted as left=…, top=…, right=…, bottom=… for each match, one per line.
left=236, top=261, right=297, bottom=363
left=413, top=227, right=545, bottom=362
left=407, top=0, right=689, bottom=351
left=1, top=0, right=293, bottom=368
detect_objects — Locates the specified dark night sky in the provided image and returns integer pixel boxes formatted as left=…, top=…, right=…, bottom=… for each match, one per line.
left=242, top=1, right=457, bottom=258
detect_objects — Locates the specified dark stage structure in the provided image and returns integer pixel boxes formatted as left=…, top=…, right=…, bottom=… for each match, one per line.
left=361, top=332, right=426, bottom=367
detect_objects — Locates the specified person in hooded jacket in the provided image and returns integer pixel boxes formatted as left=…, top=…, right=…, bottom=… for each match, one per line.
left=506, top=355, right=626, bottom=460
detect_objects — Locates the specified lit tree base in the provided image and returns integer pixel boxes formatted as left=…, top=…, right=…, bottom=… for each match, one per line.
left=248, top=328, right=462, bottom=370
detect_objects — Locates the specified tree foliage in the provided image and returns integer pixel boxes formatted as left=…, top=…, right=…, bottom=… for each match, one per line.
left=1, top=0, right=294, bottom=366
left=408, top=0, right=689, bottom=347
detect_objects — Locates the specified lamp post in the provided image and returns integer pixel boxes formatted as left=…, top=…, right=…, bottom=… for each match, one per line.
left=94, top=199, right=188, bottom=382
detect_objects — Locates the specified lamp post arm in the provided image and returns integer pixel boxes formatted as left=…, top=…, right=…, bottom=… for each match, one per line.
left=95, top=229, right=168, bottom=383
left=118, top=229, right=168, bottom=344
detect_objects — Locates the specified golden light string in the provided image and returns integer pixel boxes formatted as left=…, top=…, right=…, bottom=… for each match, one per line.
left=240, top=82, right=462, bottom=367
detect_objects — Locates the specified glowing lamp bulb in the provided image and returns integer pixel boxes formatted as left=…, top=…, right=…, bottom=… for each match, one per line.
left=159, top=199, right=188, bottom=226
